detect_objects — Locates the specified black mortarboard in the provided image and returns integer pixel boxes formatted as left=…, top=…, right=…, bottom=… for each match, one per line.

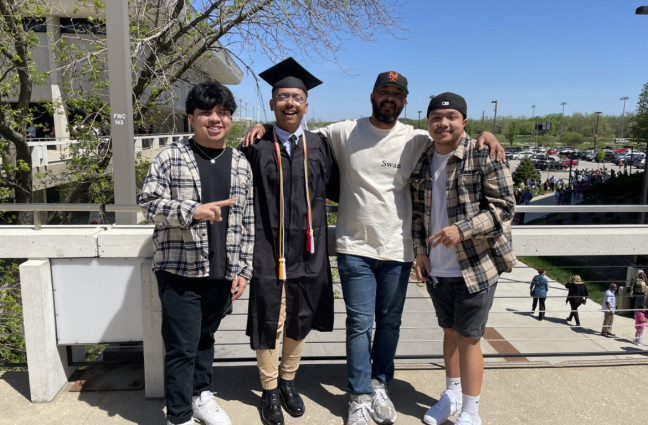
left=259, top=57, right=322, bottom=94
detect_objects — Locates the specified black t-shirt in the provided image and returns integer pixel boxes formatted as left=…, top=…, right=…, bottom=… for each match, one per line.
left=190, top=139, right=232, bottom=279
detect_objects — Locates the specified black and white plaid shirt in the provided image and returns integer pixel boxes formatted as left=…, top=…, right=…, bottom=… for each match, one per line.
left=139, top=138, right=254, bottom=281
left=411, top=133, right=516, bottom=293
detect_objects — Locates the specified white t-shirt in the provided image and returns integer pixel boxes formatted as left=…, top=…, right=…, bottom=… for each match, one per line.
left=428, top=151, right=461, bottom=277
left=603, top=289, right=616, bottom=311
left=319, top=118, right=430, bottom=262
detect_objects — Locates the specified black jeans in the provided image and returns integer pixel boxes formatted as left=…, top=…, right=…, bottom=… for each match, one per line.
left=532, top=297, right=546, bottom=319
left=567, top=300, right=581, bottom=326
left=156, top=271, right=232, bottom=424
left=633, top=293, right=646, bottom=312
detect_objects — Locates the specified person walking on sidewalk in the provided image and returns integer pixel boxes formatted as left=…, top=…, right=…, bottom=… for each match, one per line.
left=412, top=93, right=516, bottom=425
left=631, top=270, right=647, bottom=312
left=601, top=283, right=618, bottom=337
left=565, top=275, right=589, bottom=327
left=634, top=304, right=647, bottom=345
left=530, top=268, right=549, bottom=320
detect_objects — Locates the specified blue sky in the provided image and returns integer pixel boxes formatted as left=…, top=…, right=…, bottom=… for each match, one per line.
left=228, top=0, right=648, bottom=123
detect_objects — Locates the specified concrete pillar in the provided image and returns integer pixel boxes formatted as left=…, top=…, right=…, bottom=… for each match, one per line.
left=20, top=259, right=75, bottom=402
left=45, top=16, right=69, bottom=140
left=141, top=261, right=164, bottom=398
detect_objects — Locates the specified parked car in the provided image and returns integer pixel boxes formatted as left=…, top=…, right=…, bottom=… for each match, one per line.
left=602, top=151, right=618, bottom=163
left=634, top=158, right=646, bottom=168
left=547, top=148, right=559, bottom=155
left=510, top=151, right=521, bottom=160
left=560, top=158, right=578, bottom=167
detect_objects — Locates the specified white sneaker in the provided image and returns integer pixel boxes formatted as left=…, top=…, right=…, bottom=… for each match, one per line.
left=423, top=390, right=462, bottom=425
left=370, top=380, right=397, bottom=424
left=192, top=391, right=232, bottom=425
left=455, top=411, right=482, bottom=425
left=167, top=419, right=198, bottom=425
left=347, top=394, right=372, bottom=425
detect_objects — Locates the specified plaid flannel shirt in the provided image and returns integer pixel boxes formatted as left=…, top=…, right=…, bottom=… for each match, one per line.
left=139, top=138, right=254, bottom=281
left=410, top=133, right=516, bottom=293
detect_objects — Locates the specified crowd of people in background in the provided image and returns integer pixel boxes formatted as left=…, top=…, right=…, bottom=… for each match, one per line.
left=515, top=166, right=627, bottom=207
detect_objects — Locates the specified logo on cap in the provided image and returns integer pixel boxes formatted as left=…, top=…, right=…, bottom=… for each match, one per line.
left=388, top=72, right=399, bottom=82
left=442, top=101, right=449, bottom=106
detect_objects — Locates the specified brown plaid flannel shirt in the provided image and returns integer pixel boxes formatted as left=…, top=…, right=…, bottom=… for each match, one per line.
left=410, top=134, right=516, bottom=293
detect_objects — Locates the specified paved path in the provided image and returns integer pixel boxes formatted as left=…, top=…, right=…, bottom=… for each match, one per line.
left=2, top=260, right=645, bottom=424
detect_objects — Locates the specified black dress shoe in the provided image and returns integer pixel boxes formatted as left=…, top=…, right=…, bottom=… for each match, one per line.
left=261, top=388, right=284, bottom=425
left=279, top=378, right=305, bottom=417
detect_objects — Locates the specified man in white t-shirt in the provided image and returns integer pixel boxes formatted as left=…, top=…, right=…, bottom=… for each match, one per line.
left=602, top=283, right=617, bottom=337
left=245, top=71, right=502, bottom=425
left=411, top=92, right=515, bottom=425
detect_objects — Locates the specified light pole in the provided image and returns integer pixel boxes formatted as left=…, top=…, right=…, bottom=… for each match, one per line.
left=593, top=111, right=602, bottom=151
left=531, top=104, right=535, bottom=141
left=560, top=102, right=566, bottom=142
left=620, top=96, right=629, bottom=138
left=634, top=7, right=648, bottom=224
left=491, top=100, right=498, bottom=134
left=417, top=110, right=422, bottom=129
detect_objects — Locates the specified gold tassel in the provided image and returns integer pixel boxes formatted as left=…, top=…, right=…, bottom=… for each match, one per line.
left=278, top=257, right=286, bottom=280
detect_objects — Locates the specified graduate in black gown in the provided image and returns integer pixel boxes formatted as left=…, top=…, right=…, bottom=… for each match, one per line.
left=241, top=58, right=338, bottom=425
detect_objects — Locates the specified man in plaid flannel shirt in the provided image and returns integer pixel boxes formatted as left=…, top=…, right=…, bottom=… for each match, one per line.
left=410, top=93, right=515, bottom=425
left=139, top=81, right=254, bottom=425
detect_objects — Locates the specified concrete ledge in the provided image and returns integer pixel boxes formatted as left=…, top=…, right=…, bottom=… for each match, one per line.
left=0, top=226, right=103, bottom=258
left=3, top=224, right=648, bottom=259
left=512, top=225, right=648, bottom=256
left=98, top=225, right=154, bottom=257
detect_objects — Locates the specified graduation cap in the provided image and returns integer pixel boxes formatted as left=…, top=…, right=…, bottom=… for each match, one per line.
left=259, top=57, right=322, bottom=94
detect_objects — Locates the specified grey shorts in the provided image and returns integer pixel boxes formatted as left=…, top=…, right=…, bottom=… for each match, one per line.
left=426, top=276, right=497, bottom=339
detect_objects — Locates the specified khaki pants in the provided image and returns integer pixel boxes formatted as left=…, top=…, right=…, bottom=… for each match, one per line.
left=256, top=284, right=305, bottom=390
left=602, top=311, right=615, bottom=334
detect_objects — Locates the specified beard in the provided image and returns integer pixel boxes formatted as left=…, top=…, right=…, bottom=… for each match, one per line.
left=371, top=98, right=404, bottom=124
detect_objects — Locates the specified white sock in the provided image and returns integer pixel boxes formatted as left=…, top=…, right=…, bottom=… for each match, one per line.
left=446, top=377, right=462, bottom=400
left=462, top=393, right=481, bottom=418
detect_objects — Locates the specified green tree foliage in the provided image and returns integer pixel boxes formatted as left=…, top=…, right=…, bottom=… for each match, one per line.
left=561, top=131, right=586, bottom=145
left=0, top=0, right=405, bottom=222
left=512, top=157, right=539, bottom=185
left=505, top=121, right=518, bottom=145
left=632, top=81, right=648, bottom=143
left=0, top=260, right=25, bottom=366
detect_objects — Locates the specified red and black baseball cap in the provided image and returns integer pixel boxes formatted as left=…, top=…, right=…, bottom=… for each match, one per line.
left=373, top=71, right=408, bottom=95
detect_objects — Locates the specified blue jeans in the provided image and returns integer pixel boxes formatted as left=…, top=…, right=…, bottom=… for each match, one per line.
left=338, top=253, right=412, bottom=394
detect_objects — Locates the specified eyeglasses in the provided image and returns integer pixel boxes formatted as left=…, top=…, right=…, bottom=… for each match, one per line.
left=274, top=95, right=306, bottom=105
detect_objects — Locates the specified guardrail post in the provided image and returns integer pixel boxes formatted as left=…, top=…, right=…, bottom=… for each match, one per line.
left=20, top=259, right=75, bottom=402
left=141, top=260, right=164, bottom=398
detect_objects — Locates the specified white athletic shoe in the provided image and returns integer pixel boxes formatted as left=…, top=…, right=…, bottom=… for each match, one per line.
left=423, top=390, right=462, bottom=425
left=455, top=411, right=482, bottom=425
left=192, top=391, right=232, bottom=425
left=347, top=394, right=372, bottom=425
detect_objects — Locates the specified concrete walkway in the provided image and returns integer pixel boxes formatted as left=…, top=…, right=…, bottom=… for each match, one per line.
left=2, top=259, right=646, bottom=425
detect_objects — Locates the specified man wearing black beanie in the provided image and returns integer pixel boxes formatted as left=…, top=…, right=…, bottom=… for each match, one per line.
left=411, top=92, right=516, bottom=425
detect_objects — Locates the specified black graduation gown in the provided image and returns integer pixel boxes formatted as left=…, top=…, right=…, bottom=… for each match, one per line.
left=242, top=130, right=337, bottom=349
